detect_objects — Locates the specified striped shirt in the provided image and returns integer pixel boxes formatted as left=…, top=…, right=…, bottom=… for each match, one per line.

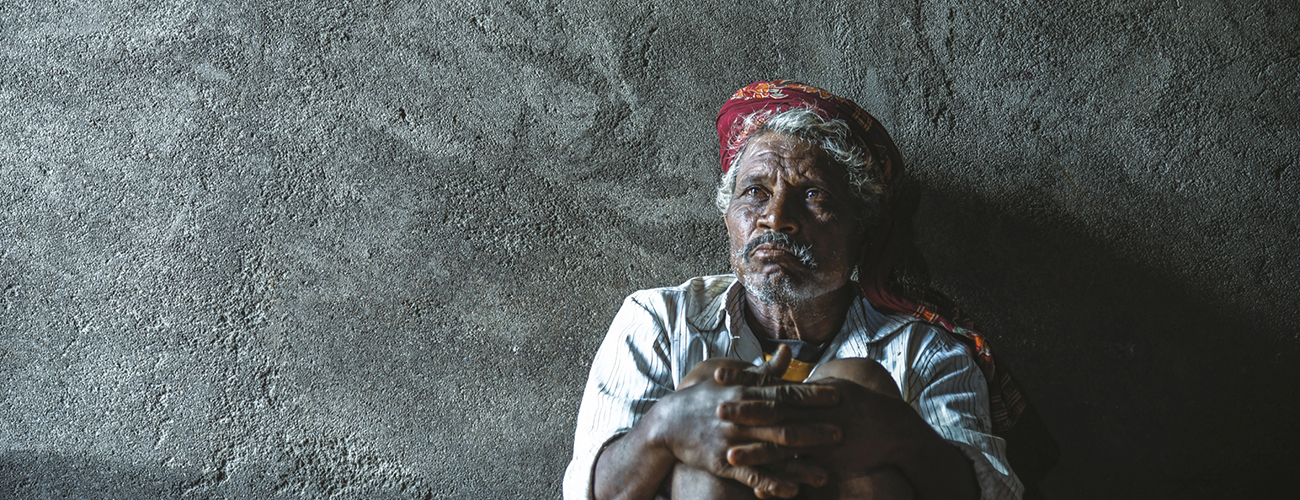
left=563, top=275, right=1023, bottom=500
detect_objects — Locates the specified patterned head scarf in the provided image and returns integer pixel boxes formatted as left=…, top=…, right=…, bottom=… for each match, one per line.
left=716, top=80, right=1026, bottom=432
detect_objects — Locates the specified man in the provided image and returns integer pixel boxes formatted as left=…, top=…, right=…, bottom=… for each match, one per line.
left=564, top=81, right=1024, bottom=500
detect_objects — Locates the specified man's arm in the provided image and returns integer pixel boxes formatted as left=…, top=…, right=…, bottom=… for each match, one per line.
left=900, top=325, right=1023, bottom=500
left=563, top=295, right=678, bottom=500
left=591, top=416, right=676, bottom=500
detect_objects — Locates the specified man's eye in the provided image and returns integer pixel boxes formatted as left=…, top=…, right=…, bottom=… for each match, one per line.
left=743, top=186, right=765, bottom=197
left=806, top=189, right=828, bottom=201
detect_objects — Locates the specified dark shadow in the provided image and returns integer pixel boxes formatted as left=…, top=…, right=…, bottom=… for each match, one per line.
left=890, top=176, right=1061, bottom=499
left=884, top=176, right=1300, bottom=499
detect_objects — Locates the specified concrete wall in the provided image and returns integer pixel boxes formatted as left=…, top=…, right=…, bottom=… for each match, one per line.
left=2, top=0, right=1296, bottom=498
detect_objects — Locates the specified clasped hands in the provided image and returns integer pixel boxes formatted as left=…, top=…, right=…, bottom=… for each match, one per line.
left=645, top=346, right=916, bottom=498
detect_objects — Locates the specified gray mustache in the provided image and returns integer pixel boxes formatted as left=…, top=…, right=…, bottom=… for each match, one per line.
left=739, top=233, right=818, bottom=269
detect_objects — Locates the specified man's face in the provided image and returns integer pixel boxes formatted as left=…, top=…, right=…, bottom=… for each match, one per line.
left=725, top=132, right=867, bottom=304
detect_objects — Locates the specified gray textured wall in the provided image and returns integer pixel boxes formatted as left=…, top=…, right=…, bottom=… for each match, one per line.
left=2, top=0, right=1296, bottom=498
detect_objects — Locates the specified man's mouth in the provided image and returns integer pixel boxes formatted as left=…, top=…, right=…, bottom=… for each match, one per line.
left=751, top=244, right=794, bottom=258
left=739, top=233, right=817, bottom=269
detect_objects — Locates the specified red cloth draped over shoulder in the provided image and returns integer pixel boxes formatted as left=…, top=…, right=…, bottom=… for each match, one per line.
left=716, top=80, right=1027, bottom=432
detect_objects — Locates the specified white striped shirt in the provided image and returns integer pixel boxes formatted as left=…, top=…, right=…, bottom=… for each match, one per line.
left=564, top=275, right=1023, bottom=500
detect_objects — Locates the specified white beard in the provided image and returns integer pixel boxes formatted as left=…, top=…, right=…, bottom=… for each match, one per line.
left=739, top=269, right=822, bottom=305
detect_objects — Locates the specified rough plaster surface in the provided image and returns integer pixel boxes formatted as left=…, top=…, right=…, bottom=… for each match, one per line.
left=1, top=0, right=1296, bottom=498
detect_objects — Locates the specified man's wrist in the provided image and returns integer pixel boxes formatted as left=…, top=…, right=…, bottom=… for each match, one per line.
left=593, top=409, right=679, bottom=500
left=637, top=406, right=676, bottom=461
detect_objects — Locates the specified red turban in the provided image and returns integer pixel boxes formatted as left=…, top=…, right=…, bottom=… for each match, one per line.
left=715, top=80, right=1027, bottom=432
left=715, top=80, right=903, bottom=203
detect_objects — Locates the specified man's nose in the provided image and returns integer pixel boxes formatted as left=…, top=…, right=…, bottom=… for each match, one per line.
left=758, top=187, right=800, bottom=234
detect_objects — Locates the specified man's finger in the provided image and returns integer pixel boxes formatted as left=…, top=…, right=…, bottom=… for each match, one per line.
left=714, top=366, right=769, bottom=387
left=714, top=345, right=795, bottom=387
left=774, top=458, right=829, bottom=488
left=747, top=459, right=829, bottom=498
left=741, top=383, right=840, bottom=406
left=727, top=441, right=795, bottom=466
left=736, top=423, right=842, bottom=447
left=718, top=466, right=800, bottom=499
left=717, top=400, right=800, bottom=425
left=759, top=344, right=792, bottom=376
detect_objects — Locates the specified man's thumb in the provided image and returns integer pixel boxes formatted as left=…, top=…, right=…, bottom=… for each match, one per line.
left=759, top=344, right=792, bottom=378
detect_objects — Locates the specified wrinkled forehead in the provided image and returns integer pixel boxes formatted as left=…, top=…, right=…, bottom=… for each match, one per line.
left=734, top=133, right=852, bottom=188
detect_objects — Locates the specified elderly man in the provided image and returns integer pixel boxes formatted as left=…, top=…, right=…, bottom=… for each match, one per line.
left=563, top=81, right=1023, bottom=500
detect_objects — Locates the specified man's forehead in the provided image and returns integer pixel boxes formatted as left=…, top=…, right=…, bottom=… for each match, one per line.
left=736, top=135, right=842, bottom=183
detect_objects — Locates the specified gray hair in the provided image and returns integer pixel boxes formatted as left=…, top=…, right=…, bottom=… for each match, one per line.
left=715, top=108, right=883, bottom=221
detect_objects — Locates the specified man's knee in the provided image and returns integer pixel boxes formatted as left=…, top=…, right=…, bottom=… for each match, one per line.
left=680, top=358, right=755, bottom=388
left=827, top=467, right=914, bottom=500
left=807, top=358, right=901, bottom=399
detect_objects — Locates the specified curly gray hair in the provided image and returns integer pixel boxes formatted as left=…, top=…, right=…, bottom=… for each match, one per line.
left=715, top=107, right=883, bottom=222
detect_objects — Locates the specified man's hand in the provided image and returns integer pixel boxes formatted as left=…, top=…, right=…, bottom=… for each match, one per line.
left=647, top=376, right=841, bottom=497
left=592, top=346, right=844, bottom=500
left=712, top=360, right=981, bottom=500
left=719, top=377, right=919, bottom=474
left=649, top=346, right=843, bottom=498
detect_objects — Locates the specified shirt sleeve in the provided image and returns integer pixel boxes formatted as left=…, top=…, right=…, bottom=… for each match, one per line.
left=563, top=294, right=676, bottom=500
left=904, top=324, right=1025, bottom=500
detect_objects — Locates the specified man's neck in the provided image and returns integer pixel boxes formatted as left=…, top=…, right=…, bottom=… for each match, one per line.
left=742, top=284, right=856, bottom=345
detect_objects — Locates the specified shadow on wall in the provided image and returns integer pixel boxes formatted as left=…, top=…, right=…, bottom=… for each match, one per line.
left=895, top=180, right=1300, bottom=499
